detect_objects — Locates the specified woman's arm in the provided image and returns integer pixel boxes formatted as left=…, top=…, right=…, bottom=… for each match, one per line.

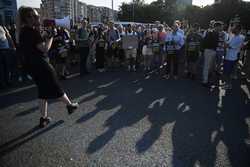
left=36, top=37, right=53, bottom=53
left=3, top=26, right=16, bottom=49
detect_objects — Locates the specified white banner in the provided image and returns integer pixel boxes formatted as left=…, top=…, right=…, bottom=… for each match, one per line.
left=55, top=16, right=70, bottom=29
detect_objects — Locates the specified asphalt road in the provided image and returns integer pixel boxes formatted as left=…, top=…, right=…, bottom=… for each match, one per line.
left=0, top=70, right=250, bottom=167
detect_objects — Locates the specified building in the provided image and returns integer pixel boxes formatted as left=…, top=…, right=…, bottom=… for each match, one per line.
left=87, top=5, right=102, bottom=22
left=0, top=0, right=17, bottom=25
left=77, top=1, right=88, bottom=22
left=176, top=0, right=192, bottom=6
left=102, top=7, right=117, bottom=22
left=87, top=5, right=117, bottom=23
left=41, top=0, right=72, bottom=19
left=71, top=0, right=78, bottom=24
left=40, top=0, right=117, bottom=24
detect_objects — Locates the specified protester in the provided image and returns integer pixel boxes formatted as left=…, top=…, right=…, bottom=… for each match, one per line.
left=164, top=23, right=184, bottom=79
left=76, top=19, right=90, bottom=76
left=158, top=25, right=167, bottom=68
left=216, top=21, right=228, bottom=74
left=201, top=21, right=220, bottom=87
left=142, top=30, right=153, bottom=71
left=185, top=23, right=203, bottom=80
left=222, top=25, right=245, bottom=89
left=95, top=27, right=106, bottom=72
left=124, top=24, right=137, bottom=72
left=107, top=21, right=120, bottom=70
left=151, top=28, right=161, bottom=69
left=0, top=25, right=15, bottom=88
left=137, top=25, right=145, bottom=68
left=243, top=30, right=250, bottom=82
left=56, top=27, right=70, bottom=79
left=17, top=6, right=79, bottom=128
left=69, top=25, right=78, bottom=65
left=117, top=25, right=126, bottom=65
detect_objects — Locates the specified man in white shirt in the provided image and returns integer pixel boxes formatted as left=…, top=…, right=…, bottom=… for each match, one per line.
left=164, top=23, right=184, bottom=79
left=174, top=20, right=185, bottom=38
left=222, top=25, right=244, bottom=89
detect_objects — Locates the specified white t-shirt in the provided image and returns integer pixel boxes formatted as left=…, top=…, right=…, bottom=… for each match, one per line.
left=125, top=31, right=137, bottom=36
left=225, top=34, right=244, bottom=61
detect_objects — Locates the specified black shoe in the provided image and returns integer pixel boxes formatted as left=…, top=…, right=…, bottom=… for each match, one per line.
left=67, top=103, right=79, bottom=115
left=39, top=117, right=52, bottom=128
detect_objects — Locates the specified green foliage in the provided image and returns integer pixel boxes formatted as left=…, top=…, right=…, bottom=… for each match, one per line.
left=118, top=0, right=250, bottom=28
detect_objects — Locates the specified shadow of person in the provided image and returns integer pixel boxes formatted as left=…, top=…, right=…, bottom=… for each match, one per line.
left=166, top=82, right=219, bottom=167
left=219, top=84, right=250, bottom=167
left=76, top=71, right=154, bottom=125
left=85, top=76, right=164, bottom=154
left=75, top=79, right=122, bottom=124
left=135, top=97, right=177, bottom=153
left=86, top=101, right=152, bottom=154
left=171, top=98, right=219, bottom=167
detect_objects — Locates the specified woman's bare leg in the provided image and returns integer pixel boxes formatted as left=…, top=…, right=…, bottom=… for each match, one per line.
left=59, top=93, right=72, bottom=106
left=40, top=99, right=48, bottom=118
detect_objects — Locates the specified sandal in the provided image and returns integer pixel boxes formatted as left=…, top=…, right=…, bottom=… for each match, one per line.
left=67, top=103, right=79, bottom=115
left=39, top=117, right=52, bottom=128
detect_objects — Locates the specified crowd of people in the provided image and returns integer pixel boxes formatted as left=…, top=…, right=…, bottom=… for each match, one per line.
left=1, top=15, right=250, bottom=91
left=1, top=6, right=250, bottom=127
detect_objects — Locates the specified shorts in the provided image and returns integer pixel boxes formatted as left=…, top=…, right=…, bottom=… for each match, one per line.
left=125, top=49, right=137, bottom=59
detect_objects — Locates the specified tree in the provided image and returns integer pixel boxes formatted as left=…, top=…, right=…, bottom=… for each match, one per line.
left=118, top=0, right=250, bottom=28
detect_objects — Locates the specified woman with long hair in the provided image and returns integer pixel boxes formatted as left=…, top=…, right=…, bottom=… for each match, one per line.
left=17, top=6, right=79, bottom=128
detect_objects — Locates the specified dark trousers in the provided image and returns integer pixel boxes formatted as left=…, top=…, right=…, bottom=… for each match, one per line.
left=96, top=47, right=105, bottom=69
left=166, top=54, right=179, bottom=76
left=79, top=47, right=89, bottom=75
left=0, top=49, right=12, bottom=87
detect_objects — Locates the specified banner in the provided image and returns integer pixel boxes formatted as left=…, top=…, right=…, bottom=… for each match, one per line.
left=55, top=16, right=71, bottom=29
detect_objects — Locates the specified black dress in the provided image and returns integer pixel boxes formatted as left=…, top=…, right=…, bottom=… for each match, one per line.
left=19, top=27, right=64, bottom=99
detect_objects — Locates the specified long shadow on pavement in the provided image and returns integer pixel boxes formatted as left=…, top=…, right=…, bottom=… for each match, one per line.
left=0, top=120, right=64, bottom=157
left=82, top=73, right=156, bottom=154
left=83, top=73, right=250, bottom=167
left=217, top=80, right=250, bottom=167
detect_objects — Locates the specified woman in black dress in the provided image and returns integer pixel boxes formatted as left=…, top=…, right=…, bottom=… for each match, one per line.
left=17, top=7, right=79, bottom=128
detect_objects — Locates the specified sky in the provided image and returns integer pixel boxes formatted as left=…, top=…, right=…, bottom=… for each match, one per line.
left=17, top=0, right=250, bottom=10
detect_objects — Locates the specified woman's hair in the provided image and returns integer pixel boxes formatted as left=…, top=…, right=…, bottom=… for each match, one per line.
left=16, top=6, right=34, bottom=44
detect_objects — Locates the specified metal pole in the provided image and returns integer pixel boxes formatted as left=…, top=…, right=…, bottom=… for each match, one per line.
left=112, top=0, right=114, bottom=21
left=133, top=0, right=135, bottom=22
